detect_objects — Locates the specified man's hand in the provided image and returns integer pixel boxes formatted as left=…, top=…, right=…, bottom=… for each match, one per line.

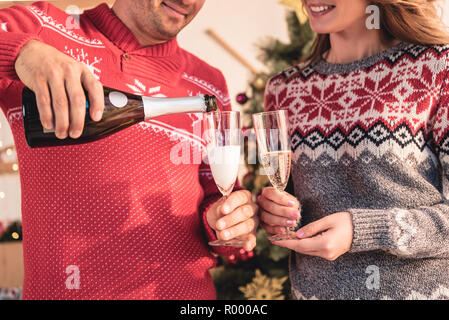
left=272, top=212, right=354, bottom=261
left=206, top=190, right=259, bottom=251
left=15, top=40, right=104, bottom=139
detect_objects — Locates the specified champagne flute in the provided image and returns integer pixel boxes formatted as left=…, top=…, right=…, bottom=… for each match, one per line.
left=253, top=110, right=296, bottom=241
left=203, top=111, right=246, bottom=247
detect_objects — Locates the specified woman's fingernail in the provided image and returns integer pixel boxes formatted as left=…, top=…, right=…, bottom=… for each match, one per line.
left=291, top=211, right=300, bottom=219
left=286, top=220, right=296, bottom=226
left=288, top=200, right=296, bottom=207
left=223, top=231, right=230, bottom=240
left=297, top=230, right=305, bottom=237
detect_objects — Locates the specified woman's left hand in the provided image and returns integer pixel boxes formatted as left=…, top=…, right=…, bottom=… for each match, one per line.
left=272, top=212, right=354, bottom=261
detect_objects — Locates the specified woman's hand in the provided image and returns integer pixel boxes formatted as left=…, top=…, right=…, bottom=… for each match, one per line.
left=206, top=190, right=259, bottom=251
left=273, top=212, right=354, bottom=261
left=257, top=187, right=301, bottom=236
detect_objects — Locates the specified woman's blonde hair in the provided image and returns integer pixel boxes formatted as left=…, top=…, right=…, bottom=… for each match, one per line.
left=304, top=0, right=449, bottom=65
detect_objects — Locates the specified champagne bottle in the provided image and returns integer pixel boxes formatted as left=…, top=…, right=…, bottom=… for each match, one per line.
left=22, top=87, right=218, bottom=148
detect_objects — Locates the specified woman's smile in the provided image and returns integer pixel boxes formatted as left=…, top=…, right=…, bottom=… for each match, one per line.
left=307, top=3, right=336, bottom=18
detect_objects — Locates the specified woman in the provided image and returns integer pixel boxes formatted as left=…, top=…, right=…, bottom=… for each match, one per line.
left=258, top=0, right=449, bottom=299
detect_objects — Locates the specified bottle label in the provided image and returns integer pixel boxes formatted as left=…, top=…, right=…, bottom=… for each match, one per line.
left=109, top=91, right=128, bottom=108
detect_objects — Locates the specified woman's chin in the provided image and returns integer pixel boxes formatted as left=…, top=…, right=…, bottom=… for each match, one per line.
left=310, top=25, right=335, bottom=35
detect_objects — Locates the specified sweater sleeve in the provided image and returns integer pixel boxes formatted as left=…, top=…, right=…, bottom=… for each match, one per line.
left=348, top=66, right=449, bottom=259
left=264, top=76, right=280, bottom=113
left=0, top=2, right=46, bottom=81
left=198, top=72, right=246, bottom=257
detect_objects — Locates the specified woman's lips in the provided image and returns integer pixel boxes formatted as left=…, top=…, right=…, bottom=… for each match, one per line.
left=308, top=4, right=336, bottom=17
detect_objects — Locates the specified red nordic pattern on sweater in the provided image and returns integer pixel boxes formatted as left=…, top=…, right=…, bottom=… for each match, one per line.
left=264, top=43, right=449, bottom=300
left=0, top=2, right=241, bottom=300
left=264, top=43, right=449, bottom=164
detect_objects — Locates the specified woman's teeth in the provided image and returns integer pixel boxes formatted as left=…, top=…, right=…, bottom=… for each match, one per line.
left=310, top=6, right=334, bottom=13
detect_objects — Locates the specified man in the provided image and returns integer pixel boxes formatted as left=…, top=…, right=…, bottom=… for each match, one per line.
left=0, top=0, right=258, bottom=299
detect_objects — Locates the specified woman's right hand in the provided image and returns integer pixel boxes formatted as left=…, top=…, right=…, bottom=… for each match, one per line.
left=257, top=187, right=301, bottom=236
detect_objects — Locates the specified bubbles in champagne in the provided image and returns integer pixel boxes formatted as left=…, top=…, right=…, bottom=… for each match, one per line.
left=259, top=151, right=292, bottom=191
left=207, top=145, right=240, bottom=196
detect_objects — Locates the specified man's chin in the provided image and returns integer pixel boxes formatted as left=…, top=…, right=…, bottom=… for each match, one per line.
left=156, top=25, right=183, bottom=39
left=146, top=14, right=186, bottom=41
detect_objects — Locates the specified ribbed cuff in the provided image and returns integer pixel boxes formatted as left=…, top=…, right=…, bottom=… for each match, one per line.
left=348, top=208, right=394, bottom=253
left=0, top=32, right=40, bottom=80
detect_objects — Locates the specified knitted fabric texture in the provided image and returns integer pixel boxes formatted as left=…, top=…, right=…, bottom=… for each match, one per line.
left=265, top=42, right=449, bottom=300
left=0, top=2, right=240, bottom=299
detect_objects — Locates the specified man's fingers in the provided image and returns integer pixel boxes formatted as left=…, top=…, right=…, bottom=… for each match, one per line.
left=216, top=216, right=258, bottom=241
left=215, top=203, right=257, bottom=231
left=65, top=75, right=86, bottom=139
left=258, top=195, right=300, bottom=220
left=48, top=76, right=69, bottom=139
left=262, top=187, right=300, bottom=208
left=221, top=190, right=252, bottom=215
left=243, top=233, right=257, bottom=252
left=34, top=83, right=54, bottom=130
left=81, top=69, right=104, bottom=122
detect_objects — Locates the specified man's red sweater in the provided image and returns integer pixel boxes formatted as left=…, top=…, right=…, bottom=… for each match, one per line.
left=0, top=2, right=240, bottom=299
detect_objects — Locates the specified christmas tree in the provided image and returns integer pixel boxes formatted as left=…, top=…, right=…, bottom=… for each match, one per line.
left=212, top=2, right=315, bottom=300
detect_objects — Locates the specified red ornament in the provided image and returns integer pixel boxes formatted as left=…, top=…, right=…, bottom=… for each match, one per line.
left=236, top=92, right=249, bottom=105
left=228, top=254, right=237, bottom=264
